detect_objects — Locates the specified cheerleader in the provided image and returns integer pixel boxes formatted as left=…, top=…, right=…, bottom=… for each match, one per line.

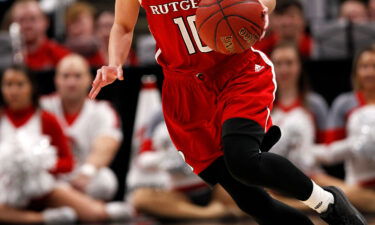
left=313, top=44, right=375, bottom=212
left=0, top=66, right=131, bottom=224
left=270, top=43, right=375, bottom=213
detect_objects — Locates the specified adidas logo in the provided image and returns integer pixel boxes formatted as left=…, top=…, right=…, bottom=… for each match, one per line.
left=255, top=64, right=265, bottom=72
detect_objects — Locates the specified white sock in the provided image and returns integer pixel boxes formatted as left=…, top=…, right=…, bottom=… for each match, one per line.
left=105, top=202, right=134, bottom=221
left=302, top=181, right=334, bottom=213
left=42, top=207, right=77, bottom=224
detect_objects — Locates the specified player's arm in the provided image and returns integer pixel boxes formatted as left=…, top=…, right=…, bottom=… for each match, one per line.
left=260, top=0, right=276, bottom=14
left=89, top=0, right=140, bottom=99
left=108, top=0, right=140, bottom=68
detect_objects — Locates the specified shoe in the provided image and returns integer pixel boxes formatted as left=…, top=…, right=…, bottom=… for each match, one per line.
left=320, top=186, right=367, bottom=225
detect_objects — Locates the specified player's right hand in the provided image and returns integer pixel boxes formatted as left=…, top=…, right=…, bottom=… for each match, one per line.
left=89, top=65, right=124, bottom=99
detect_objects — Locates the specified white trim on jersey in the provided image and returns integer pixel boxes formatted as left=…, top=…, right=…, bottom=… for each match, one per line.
left=155, top=48, right=162, bottom=64
left=265, top=107, right=271, bottom=132
left=252, top=47, right=278, bottom=131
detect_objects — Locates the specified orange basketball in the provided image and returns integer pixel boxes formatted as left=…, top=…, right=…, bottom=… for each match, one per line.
left=196, top=0, right=267, bottom=54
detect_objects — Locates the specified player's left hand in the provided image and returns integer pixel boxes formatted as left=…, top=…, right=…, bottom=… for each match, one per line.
left=89, top=65, right=124, bottom=99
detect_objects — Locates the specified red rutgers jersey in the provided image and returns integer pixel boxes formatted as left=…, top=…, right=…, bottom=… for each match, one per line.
left=141, top=0, right=276, bottom=174
left=141, top=0, right=256, bottom=73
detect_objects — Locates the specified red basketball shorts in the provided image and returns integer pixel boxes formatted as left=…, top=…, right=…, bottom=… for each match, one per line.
left=162, top=50, right=276, bottom=174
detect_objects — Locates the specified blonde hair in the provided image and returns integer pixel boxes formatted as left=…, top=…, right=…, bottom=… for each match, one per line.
left=65, top=2, right=96, bottom=25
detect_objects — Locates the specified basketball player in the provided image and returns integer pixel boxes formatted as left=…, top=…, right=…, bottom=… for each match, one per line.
left=89, top=0, right=367, bottom=224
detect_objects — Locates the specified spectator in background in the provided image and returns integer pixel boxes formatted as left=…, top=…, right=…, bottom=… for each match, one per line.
left=268, top=42, right=375, bottom=213
left=313, top=44, right=375, bottom=210
left=254, top=0, right=313, bottom=58
left=339, top=0, right=369, bottom=23
left=316, top=45, right=375, bottom=190
left=95, top=11, right=138, bottom=66
left=10, top=0, right=70, bottom=71
left=64, top=2, right=105, bottom=68
left=370, top=0, right=375, bottom=21
left=0, top=65, right=132, bottom=224
left=41, top=54, right=122, bottom=201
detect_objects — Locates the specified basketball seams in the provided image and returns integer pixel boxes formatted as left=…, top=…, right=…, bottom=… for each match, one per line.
left=226, top=15, right=262, bottom=32
left=226, top=15, right=262, bottom=36
left=215, top=0, right=246, bottom=51
left=197, top=1, right=260, bottom=32
left=198, top=0, right=225, bottom=8
left=214, top=18, right=226, bottom=50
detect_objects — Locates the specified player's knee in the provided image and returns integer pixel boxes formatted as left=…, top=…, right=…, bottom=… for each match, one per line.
left=222, top=118, right=265, bottom=183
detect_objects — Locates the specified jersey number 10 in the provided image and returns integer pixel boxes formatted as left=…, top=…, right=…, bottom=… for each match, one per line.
left=173, top=15, right=213, bottom=54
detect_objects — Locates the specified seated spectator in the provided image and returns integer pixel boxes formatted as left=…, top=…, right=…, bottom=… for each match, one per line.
left=254, top=0, right=313, bottom=58
left=316, top=44, right=375, bottom=190
left=127, top=111, right=244, bottom=220
left=339, top=0, right=369, bottom=24
left=64, top=2, right=104, bottom=67
left=10, top=0, right=70, bottom=71
left=269, top=43, right=375, bottom=213
left=0, top=65, right=131, bottom=224
left=370, top=0, right=375, bottom=21
left=41, top=54, right=122, bottom=201
left=95, top=10, right=138, bottom=66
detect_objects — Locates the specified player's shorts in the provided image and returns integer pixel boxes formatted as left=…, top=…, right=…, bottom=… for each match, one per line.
left=162, top=49, right=276, bottom=175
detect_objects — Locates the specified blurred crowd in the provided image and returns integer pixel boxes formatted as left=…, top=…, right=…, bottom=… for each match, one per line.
left=0, top=0, right=374, bottom=224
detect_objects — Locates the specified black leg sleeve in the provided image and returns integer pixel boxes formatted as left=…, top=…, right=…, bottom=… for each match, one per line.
left=222, top=118, right=313, bottom=201
left=199, top=157, right=314, bottom=225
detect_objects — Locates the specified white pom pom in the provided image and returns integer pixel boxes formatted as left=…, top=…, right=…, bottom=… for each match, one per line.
left=0, top=133, right=57, bottom=207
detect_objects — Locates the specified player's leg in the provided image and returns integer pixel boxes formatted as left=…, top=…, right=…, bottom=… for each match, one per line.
left=131, top=187, right=229, bottom=219
left=222, top=118, right=314, bottom=200
left=200, top=157, right=314, bottom=225
left=218, top=51, right=367, bottom=224
left=222, top=117, right=367, bottom=224
left=211, top=185, right=247, bottom=217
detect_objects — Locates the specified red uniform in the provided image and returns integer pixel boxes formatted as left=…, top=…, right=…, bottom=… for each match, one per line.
left=142, top=0, right=276, bottom=174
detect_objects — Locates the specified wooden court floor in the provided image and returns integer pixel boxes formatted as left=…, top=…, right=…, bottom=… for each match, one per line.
left=80, top=214, right=375, bottom=225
